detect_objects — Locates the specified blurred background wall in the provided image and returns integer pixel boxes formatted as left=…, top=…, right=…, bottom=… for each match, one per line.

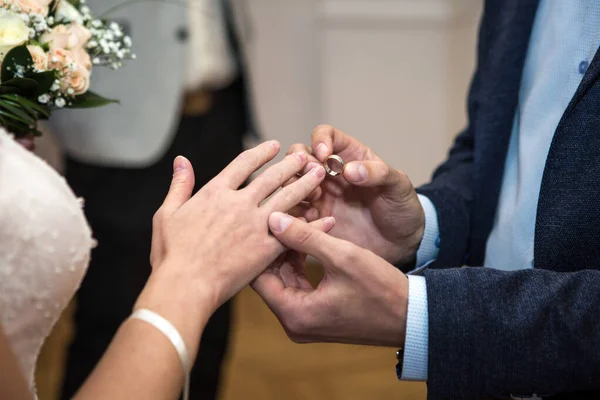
left=243, top=0, right=482, bottom=185
left=36, top=0, right=483, bottom=399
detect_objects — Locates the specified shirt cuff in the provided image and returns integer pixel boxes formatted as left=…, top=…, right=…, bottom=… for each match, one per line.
left=415, top=194, right=440, bottom=268
left=400, top=275, right=429, bottom=381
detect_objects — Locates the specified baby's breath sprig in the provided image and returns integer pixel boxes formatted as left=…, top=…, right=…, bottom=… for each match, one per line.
left=86, top=18, right=135, bottom=70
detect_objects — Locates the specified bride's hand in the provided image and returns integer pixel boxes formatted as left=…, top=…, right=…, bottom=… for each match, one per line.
left=147, top=140, right=327, bottom=314
left=71, top=141, right=330, bottom=400
left=14, top=133, right=35, bottom=151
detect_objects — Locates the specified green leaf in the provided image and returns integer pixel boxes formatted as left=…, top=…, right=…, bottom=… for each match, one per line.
left=0, top=94, right=51, bottom=118
left=0, top=107, right=32, bottom=125
left=0, top=45, right=34, bottom=83
left=0, top=116, right=29, bottom=135
left=0, top=77, right=39, bottom=95
left=0, top=100, right=36, bottom=124
left=69, top=91, right=119, bottom=108
left=29, top=70, right=57, bottom=95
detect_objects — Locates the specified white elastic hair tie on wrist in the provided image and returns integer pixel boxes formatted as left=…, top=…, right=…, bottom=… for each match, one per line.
left=130, top=308, right=190, bottom=400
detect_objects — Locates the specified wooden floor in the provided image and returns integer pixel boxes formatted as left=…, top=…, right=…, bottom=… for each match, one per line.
left=36, top=266, right=427, bottom=400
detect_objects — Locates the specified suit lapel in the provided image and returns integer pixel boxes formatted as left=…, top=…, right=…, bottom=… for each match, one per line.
left=535, top=44, right=600, bottom=271
left=469, top=0, right=540, bottom=264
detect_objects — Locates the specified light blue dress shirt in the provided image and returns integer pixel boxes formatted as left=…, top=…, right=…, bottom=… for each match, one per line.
left=400, top=1, right=600, bottom=381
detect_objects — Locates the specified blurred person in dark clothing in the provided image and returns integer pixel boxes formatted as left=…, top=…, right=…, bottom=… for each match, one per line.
left=48, top=1, right=256, bottom=398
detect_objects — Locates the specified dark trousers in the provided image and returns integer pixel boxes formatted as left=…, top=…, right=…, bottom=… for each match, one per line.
left=60, top=80, right=247, bottom=400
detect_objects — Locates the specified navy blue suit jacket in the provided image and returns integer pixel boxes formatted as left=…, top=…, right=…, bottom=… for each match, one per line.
left=416, top=1, right=600, bottom=398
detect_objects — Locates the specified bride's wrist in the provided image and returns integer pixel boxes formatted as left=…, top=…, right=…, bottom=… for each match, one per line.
left=133, top=261, right=217, bottom=359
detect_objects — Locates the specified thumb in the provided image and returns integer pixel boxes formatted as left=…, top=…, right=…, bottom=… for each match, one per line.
left=162, top=156, right=195, bottom=214
left=269, top=212, right=339, bottom=265
left=344, top=160, right=411, bottom=192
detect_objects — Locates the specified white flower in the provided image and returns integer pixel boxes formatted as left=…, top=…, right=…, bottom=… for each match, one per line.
left=0, top=8, right=30, bottom=62
left=55, top=97, right=66, bottom=107
left=38, top=93, right=50, bottom=103
left=54, top=0, right=83, bottom=24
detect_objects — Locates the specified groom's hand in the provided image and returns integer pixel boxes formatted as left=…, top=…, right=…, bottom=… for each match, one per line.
left=287, top=125, right=424, bottom=265
left=252, top=212, right=408, bottom=347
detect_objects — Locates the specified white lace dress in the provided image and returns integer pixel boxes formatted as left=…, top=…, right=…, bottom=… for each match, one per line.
left=0, top=128, right=94, bottom=396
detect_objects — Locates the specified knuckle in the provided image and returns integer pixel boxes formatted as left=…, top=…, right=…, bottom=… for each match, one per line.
left=237, top=149, right=260, bottom=170
left=152, top=209, right=163, bottom=226
left=286, top=152, right=300, bottom=164
left=383, top=165, right=394, bottom=184
left=274, top=185, right=296, bottom=207
left=396, top=168, right=409, bottom=182
left=336, top=243, right=359, bottom=265
left=293, top=223, right=314, bottom=246
left=287, top=144, right=308, bottom=155
left=172, top=172, right=188, bottom=185
left=282, top=312, right=311, bottom=342
left=274, top=162, right=295, bottom=184
left=282, top=176, right=298, bottom=188
left=200, top=181, right=217, bottom=199
left=313, top=124, right=333, bottom=136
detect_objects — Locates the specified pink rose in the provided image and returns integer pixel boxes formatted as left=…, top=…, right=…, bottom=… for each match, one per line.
left=41, top=23, right=91, bottom=51
left=41, top=25, right=77, bottom=50
left=67, top=23, right=92, bottom=46
left=11, top=0, right=52, bottom=16
left=27, top=45, right=48, bottom=71
left=68, top=65, right=90, bottom=95
left=72, top=47, right=91, bottom=71
left=48, top=48, right=90, bottom=95
left=47, top=47, right=73, bottom=71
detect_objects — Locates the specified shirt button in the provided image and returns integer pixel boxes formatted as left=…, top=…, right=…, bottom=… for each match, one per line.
left=176, top=27, right=189, bottom=42
left=579, top=60, right=589, bottom=74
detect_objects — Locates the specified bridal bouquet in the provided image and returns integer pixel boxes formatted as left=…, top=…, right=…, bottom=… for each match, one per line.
left=0, top=0, right=134, bottom=136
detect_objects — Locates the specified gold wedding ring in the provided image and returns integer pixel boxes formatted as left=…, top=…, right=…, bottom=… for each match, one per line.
left=323, top=154, right=345, bottom=177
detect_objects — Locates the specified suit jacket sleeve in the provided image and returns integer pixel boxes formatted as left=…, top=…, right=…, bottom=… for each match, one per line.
left=424, top=267, right=600, bottom=398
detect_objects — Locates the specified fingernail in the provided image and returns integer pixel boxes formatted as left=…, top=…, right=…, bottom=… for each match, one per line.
left=271, top=212, right=293, bottom=233
left=294, top=151, right=307, bottom=163
left=316, top=143, right=328, bottom=160
left=345, top=163, right=368, bottom=182
left=311, top=165, right=326, bottom=178
left=269, top=140, right=280, bottom=149
left=174, top=156, right=186, bottom=173
left=324, top=216, right=336, bottom=230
